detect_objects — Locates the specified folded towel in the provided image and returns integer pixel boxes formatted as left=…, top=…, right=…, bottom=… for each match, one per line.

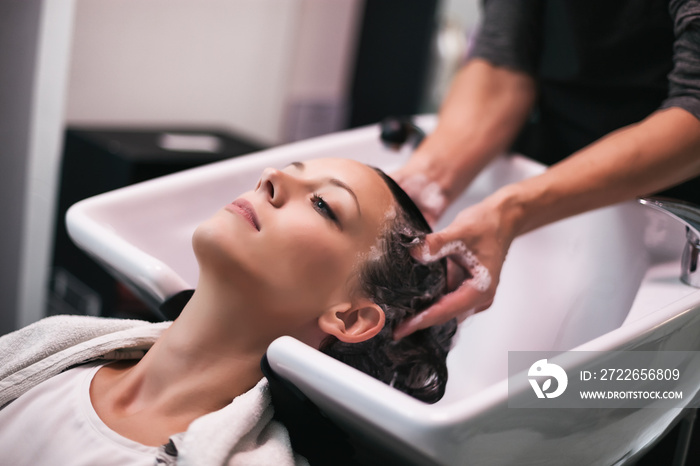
left=0, top=315, right=307, bottom=465
left=0, top=315, right=167, bottom=408
left=179, top=378, right=307, bottom=466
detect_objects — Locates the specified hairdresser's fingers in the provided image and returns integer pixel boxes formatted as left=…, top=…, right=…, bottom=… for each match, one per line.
left=408, top=232, right=472, bottom=295
left=391, top=170, right=447, bottom=226
left=410, top=231, right=472, bottom=291
left=410, top=229, right=459, bottom=263
left=411, top=227, right=481, bottom=284
left=446, top=258, right=470, bottom=292
left=393, top=284, right=492, bottom=340
left=398, top=200, right=516, bottom=340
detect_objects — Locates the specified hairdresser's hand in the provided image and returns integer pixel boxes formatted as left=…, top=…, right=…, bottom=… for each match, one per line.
left=394, top=196, right=517, bottom=339
left=392, top=151, right=453, bottom=226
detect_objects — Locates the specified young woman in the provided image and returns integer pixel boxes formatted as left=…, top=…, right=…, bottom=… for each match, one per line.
left=0, top=158, right=456, bottom=465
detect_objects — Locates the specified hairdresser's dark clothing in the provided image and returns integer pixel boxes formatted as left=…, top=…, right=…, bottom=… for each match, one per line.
left=471, top=0, right=700, bottom=203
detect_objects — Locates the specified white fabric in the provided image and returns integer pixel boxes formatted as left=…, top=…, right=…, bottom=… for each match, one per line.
left=0, top=315, right=308, bottom=466
left=0, top=315, right=165, bottom=410
left=179, top=378, right=303, bottom=466
left=0, top=362, right=157, bottom=466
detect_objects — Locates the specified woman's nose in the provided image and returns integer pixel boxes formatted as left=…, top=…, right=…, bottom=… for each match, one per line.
left=257, top=167, right=300, bottom=207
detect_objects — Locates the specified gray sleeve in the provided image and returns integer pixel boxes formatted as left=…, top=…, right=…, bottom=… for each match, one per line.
left=660, top=0, right=700, bottom=120
left=468, top=0, right=543, bottom=76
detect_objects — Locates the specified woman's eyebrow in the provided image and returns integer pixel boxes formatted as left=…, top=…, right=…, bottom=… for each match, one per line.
left=329, top=178, right=361, bottom=214
left=288, top=161, right=360, bottom=214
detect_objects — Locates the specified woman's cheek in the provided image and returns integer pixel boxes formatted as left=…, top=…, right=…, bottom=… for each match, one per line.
left=277, top=232, right=350, bottom=291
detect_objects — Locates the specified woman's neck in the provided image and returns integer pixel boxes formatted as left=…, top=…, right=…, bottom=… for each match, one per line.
left=91, top=284, right=269, bottom=446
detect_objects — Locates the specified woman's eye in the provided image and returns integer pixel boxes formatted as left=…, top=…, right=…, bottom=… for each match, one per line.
left=311, top=194, right=338, bottom=223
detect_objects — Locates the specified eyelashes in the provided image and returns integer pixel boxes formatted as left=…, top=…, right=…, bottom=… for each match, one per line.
left=311, top=193, right=339, bottom=224
left=255, top=170, right=341, bottom=226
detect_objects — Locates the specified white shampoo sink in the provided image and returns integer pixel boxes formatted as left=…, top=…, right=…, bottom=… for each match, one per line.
left=67, top=116, right=700, bottom=465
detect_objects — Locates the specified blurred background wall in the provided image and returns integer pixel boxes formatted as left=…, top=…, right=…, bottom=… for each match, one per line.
left=65, top=0, right=362, bottom=146
left=0, top=0, right=75, bottom=334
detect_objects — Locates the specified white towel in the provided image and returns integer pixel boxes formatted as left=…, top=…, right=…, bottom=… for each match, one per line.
left=0, top=315, right=308, bottom=465
left=0, top=315, right=166, bottom=408
left=179, top=378, right=307, bottom=466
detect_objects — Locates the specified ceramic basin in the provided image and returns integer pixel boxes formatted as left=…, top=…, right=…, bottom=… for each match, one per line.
left=67, top=116, right=700, bottom=465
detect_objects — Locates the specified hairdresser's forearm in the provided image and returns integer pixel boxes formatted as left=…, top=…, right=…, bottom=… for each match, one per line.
left=416, top=59, right=536, bottom=202
left=493, top=107, right=700, bottom=238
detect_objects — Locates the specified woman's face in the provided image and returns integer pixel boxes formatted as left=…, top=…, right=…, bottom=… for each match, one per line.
left=193, top=158, right=395, bottom=332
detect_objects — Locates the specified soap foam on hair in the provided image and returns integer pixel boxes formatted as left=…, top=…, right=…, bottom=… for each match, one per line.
left=364, top=206, right=398, bottom=263
left=383, top=205, right=397, bottom=223
left=400, top=174, right=446, bottom=216
left=419, top=181, right=446, bottom=214
left=416, top=240, right=491, bottom=293
left=366, top=240, right=385, bottom=262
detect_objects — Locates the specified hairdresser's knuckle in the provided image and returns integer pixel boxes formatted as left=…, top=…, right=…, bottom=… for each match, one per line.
left=420, top=234, right=442, bottom=255
left=433, top=229, right=459, bottom=249
left=479, top=294, right=494, bottom=308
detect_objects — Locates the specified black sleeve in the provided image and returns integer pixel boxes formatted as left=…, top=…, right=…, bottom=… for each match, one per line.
left=468, top=0, right=544, bottom=76
left=660, top=0, right=700, bottom=120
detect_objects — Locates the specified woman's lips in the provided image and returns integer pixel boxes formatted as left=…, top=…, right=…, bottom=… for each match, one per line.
left=225, top=199, right=260, bottom=231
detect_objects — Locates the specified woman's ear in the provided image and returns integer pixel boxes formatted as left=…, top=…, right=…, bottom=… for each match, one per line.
left=318, top=299, right=385, bottom=343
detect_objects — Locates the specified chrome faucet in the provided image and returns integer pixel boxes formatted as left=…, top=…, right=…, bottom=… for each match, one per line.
left=639, top=197, right=700, bottom=287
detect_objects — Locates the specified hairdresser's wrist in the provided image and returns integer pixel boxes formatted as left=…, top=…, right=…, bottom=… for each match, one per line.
left=393, top=141, right=460, bottom=222
left=485, top=181, right=539, bottom=243
left=411, top=127, right=490, bottom=203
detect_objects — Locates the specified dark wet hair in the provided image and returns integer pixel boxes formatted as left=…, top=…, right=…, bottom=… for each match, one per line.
left=319, top=168, right=457, bottom=404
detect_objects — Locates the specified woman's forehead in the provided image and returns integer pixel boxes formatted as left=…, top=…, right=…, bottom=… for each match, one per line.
left=297, top=157, right=371, bottom=176
left=299, top=159, right=391, bottom=196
